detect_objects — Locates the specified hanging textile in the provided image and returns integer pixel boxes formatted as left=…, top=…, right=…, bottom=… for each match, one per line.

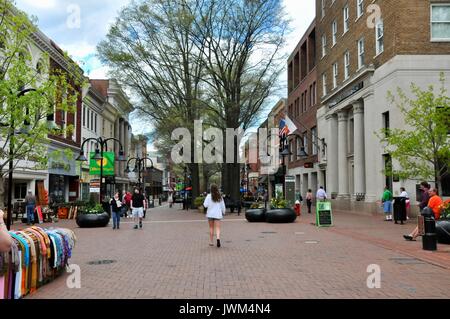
left=0, top=226, right=76, bottom=299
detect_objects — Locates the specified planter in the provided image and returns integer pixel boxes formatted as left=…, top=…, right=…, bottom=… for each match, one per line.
left=436, top=219, right=450, bottom=244
left=245, top=209, right=266, bottom=223
left=242, top=201, right=255, bottom=209
left=266, top=208, right=297, bottom=223
left=76, top=212, right=110, bottom=228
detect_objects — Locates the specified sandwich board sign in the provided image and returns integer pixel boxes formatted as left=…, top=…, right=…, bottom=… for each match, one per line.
left=316, top=201, right=333, bottom=227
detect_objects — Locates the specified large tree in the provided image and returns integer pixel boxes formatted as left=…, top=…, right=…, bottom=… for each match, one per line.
left=189, top=0, right=288, bottom=201
left=0, top=0, right=81, bottom=206
left=379, top=73, right=450, bottom=193
left=97, top=0, right=210, bottom=202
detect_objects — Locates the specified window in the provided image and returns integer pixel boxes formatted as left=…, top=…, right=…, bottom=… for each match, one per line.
left=357, top=0, right=364, bottom=18
left=296, top=136, right=302, bottom=160
left=311, top=127, right=318, bottom=155
left=322, top=0, right=326, bottom=18
left=358, top=38, right=365, bottom=69
left=83, top=106, right=86, bottom=127
left=333, top=62, right=338, bottom=89
left=383, top=111, right=390, bottom=137
left=321, top=34, right=327, bottom=57
left=102, top=119, right=105, bottom=135
left=312, top=82, right=316, bottom=105
left=332, top=20, right=337, bottom=46
left=310, top=85, right=313, bottom=107
left=91, top=112, right=94, bottom=131
left=322, top=73, right=327, bottom=96
left=14, top=183, right=27, bottom=199
left=343, top=5, right=349, bottom=33
left=303, top=133, right=309, bottom=155
left=87, top=109, right=90, bottom=130
left=376, top=20, right=384, bottom=54
left=344, top=51, right=350, bottom=80
left=304, top=90, right=308, bottom=112
left=431, top=4, right=450, bottom=41
left=95, top=114, right=98, bottom=133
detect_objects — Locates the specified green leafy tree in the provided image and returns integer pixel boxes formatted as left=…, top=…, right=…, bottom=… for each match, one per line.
left=378, top=73, right=450, bottom=192
left=0, top=0, right=82, bottom=205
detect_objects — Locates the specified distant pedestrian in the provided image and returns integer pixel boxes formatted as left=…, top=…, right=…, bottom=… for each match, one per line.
left=131, top=188, right=145, bottom=230
left=203, top=184, right=226, bottom=248
left=306, top=189, right=313, bottom=214
left=417, top=182, right=431, bottom=213
left=110, top=192, right=122, bottom=230
left=316, top=186, right=327, bottom=201
left=25, top=190, right=36, bottom=225
left=123, top=191, right=132, bottom=218
left=381, top=186, right=393, bottom=221
left=399, top=187, right=411, bottom=220
left=168, top=192, right=174, bottom=208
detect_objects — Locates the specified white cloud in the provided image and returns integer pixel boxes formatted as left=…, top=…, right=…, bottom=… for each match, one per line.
left=21, top=0, right=57, bottom=9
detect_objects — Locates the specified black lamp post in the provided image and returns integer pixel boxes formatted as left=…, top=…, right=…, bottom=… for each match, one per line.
left=125, top=157, right=154, bottom=192
left=76, top=137, right=126, bottom=204
left=183, top=166, right=191, bottom=211
left=5, top=88, right=58, bottom=230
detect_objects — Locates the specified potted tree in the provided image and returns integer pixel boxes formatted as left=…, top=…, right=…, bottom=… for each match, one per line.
left=194, top=196, right=206, bottom=214
left=265, top=192, right=297, bottom=223
left=76, top=201, right=110, bottom=228
left=436, top=200, right=450, bottom=244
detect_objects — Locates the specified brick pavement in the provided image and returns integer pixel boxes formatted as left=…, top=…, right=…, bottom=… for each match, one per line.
left=15, top=204, right=450, bottom=299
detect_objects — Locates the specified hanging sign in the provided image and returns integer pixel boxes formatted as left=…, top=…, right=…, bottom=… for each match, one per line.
left=89, top=152, right=115, bottom=176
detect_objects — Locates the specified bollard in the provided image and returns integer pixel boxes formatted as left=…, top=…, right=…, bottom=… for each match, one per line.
left=421, top=207, right=437, bottom=251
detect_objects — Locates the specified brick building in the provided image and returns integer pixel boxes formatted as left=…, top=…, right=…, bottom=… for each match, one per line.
left=286, top=20, right=324, bottom=199
left=315, top=0, right=450, bottom=213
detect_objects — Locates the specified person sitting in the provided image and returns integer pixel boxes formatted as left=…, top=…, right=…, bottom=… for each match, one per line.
left=0, top=209, right=12, bottom=253
left=404, top=188, right=443, bottom=241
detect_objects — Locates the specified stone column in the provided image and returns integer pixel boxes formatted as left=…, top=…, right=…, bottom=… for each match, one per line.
left=353, top=101, right=366, bottom=196
left=114, top=118, right=120, bottom=178
left=338, top=110, right=350, bottom=199
left=326, top=114, right=338, bottom=196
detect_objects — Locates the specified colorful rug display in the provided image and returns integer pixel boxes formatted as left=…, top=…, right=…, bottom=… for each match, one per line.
left=0, top=226, right=76, bottom=299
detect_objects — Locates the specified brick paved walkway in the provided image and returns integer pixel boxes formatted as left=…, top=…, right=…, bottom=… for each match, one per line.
left=17, top=204, right=450, bottom=299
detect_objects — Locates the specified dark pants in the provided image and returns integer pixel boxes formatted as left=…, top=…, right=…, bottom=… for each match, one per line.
left=26, top=204, right=35, bottom=224
left=112, top=211, right=121, bottom=229
left=307, top=199, right=312, bottom=214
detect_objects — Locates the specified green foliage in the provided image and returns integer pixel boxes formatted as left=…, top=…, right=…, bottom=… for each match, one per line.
left=440, top=200, right=450, bottom=220
left=194, top=196, right=205, bottom=208
left=377, top=73, right=450, bottom=188
left=270, top=192, right=287, bottom=209
left=81, top=202, right=104, bottom=215
left=250, top=202, right=262, bottom=209
left=0, top=1, right=84, bottom=178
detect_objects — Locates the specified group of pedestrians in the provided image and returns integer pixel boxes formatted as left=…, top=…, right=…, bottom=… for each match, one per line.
left=381, top=186, right=411, bottom=221
left=109, top=188, right=147, bottom=230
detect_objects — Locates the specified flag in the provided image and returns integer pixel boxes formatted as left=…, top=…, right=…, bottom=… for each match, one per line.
left=279, top=119, right=289, bottom=137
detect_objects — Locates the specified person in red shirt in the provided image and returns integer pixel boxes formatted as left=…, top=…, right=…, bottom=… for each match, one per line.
left=404, top=188, right=443, bottom=241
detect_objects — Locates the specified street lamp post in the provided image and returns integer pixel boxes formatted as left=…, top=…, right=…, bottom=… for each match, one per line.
left=76, top=137, right=126, bottom=204
left=125, top=157, right=154, bottom=192
left=5, top=88, right=56, bottom=230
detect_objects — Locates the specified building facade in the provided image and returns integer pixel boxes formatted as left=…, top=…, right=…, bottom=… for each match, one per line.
left=286, top=20, right=323, bottom=200
left=315, top=0, right=450, bottom=213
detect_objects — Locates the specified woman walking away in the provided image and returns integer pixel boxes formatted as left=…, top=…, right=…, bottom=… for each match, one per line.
left=381, top=186, right=393, bottom=221
left=306, top=189, right=313, bottom=214
left=110, top=192, right=122, bottom=230
left=203, top=184, right=226, bottom=248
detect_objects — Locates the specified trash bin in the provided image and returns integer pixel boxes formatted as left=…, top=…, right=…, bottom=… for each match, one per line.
left=393, top=197, right=407, bottom=224
left=421, top=207, right=437, bottom=251
left=148, top=200, right=155, bottom=209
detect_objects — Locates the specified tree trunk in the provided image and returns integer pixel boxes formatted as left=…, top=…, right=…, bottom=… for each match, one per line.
left=0, top=176, right=6, bottom=209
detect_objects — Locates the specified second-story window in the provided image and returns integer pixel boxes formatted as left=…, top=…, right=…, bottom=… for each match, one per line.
left=431, top=4, right=450, bottom=41
left=322, top=34, right=327, bottom=57
left=333, top=62, right=338, bottom=89
left=358, top=38, right=365, bottom=69
left=376, top=20, right=384, bottom=54
left=357, top=0, right=364, bottom=18
left=343, top=5, right=349, bottom=33
left=332, top=20, right=337, bottom=46
left=344, top=51, right=350, bottom=80
left=322, top=73, right=327, bottom=97
left=83, top=106, right=86, bottom=127
left=95, top=113, right=98, bottom=133
left=311, top=127, right=318, bottom=155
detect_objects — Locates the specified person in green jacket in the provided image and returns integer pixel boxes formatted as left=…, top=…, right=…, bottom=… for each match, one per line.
left=381, top=186, right=393, bottom=221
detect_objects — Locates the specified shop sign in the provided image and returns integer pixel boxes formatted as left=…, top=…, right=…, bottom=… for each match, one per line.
left=89, top=152, right=115, bottom=176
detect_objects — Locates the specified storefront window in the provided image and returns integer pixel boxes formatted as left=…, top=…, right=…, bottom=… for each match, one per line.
left=14, top=183, right=27, bottom=199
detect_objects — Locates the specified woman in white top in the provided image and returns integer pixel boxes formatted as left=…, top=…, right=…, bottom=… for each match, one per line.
left=399, top=187, right=411, bottom=220
left=203, top=184, right=226, bottom=248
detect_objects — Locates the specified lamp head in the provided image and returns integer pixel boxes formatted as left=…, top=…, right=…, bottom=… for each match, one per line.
left=93, top=149, right=103, bottom=160
left=76, top=151, right=88, bottom=162
left=118, top=150, right=126, bottom=162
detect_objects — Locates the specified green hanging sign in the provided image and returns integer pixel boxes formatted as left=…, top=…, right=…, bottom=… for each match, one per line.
left=89, top=152, right=115, bottom=176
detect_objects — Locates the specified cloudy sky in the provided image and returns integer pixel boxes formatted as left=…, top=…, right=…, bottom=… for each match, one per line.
left=15, top=0, right=316, bottom=136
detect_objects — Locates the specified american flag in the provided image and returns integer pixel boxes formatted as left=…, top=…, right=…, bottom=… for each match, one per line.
left=279, top=119, right=290, bottom=137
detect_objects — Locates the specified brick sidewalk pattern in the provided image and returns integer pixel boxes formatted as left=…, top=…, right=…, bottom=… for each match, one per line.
left=14, top=204, right=450, bottom=299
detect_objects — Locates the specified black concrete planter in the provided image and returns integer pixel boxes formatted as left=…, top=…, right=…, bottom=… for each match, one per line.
left=266, top=208, right=297, bottom=223
left=245, top=209, right=266, bottom=223
left=76, top=212, right=110, bottom=228
left=436, top=219, right=450, bottom=244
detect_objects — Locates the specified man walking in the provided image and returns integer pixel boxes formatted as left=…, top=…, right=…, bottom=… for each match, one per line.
left=25, top=190, right=36, bottom=225
left=131, top=188, right=145, bottom=229
left=316, top=186, right=327, bottom=201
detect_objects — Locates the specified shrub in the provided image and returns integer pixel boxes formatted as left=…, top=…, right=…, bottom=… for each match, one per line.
left=194, top=196, right=206, bottom=208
